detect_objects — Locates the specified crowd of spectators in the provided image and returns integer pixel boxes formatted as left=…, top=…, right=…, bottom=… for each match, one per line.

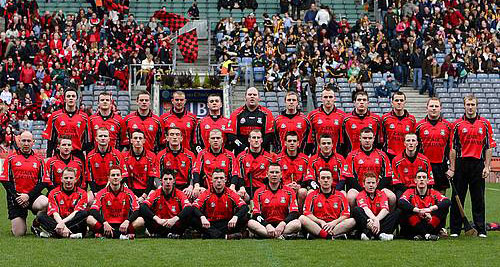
left=215, top=0, right=499, bottom=98
left=0, top=1, right=179, bottom=150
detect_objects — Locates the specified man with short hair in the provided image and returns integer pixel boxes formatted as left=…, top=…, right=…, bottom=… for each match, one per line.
left=415, top=98, right=452, bottom=194
left=1, top=131, right=48, bottom=236
left=34, top=168, right=89, bottom=238
left=122, top=130, right=159, bottom=202
left=89, top=92, right=124, bottom=150
left=351, top=172, right=400, bottom=241
left=43, top=137, right=85, bottom=191
left=195, top=94, right=231, bottom=152
left=399, top=171, right=450, bottom=241
left=342, top=91, right=382, bottom=154
left=273, top=91, right=311, bottom=153
left=392, top=133, right=433, bottom=197
left=161, top=91, right=198, bottom=152
left=122, top=90, right=163, bottom=152
left=236, top=129, right=275, bottom=201
left=448, top=95, right=496, bottom=237
left=86, top=127, right=128, bottom=203
left=345, top=127, right=395, bottom=208
left=229, top=87, right=274, bottom=155
left=276, top=131, right=309, bottom=208
left=193, top=129, right=239, bottom=197
left=87, top=167, right=144, bottom=239
left=140, top=170, right=193, bottom=238
left=192, top=169, right=249, bottom=239
left=381, top=92, right=416, bottom=160
left=43, top=88, right=90, bottom=159
left=247, top=164, right=301, bottom=239
left=300, top=169, right=355, bottom=239
left=304, top=135, right=348, bottom=192
left=157, top=127, right=196, bottom=198
left=307, top=88, right=345, bottom=155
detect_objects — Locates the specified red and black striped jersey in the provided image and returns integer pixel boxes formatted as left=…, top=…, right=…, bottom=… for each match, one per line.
left=157, top=146, right=196, bottom=187
left=229, top=105, right=274, bottom=146
left=89, top=111, right=124, bottom=149
left=193, top=187, right=246, bottom=221
left=0, top=150, right=44, bottom=194
left=86, top=147, right=128, bottom=188
left=356, top=189, right=389, bottom=216
left=43, top=108, right=89, bottom=154
left=161, top=109, right=198, bottom=151
left=392, top=152, right=433, bottom=187
left=400, top=188, right=448, bottom=209
left=193, top=148, right=239, bottom=188
left=276, top=151, right=309, bottom=185
left=144, top=188, right=191, bottom=219
left=122, top=111, right=163, bottom=152
left=43, top=154, right=85, bottom=188
left=303, top=189, right=350, bottom=221
left=415, top=116, right=452, bottom=164
left=237, top=148, right=275, bottom=188
left=381, top=110, right=416, bottom=156
left=274, top=111, right=311, bottom=153
left=91, top=185, right=139, bottom=224
left=450, top=115, right=496, bottom=160
left=305, top=152, right=349, bottom=188
left=345, top=148, right=392, bottom=188
left=252, top=185, right=299, bottom=223
left=307, top=106, right=345, bottom=153
left=47, top=186, right=88, bottom=218
left=122, top=149, right=158, bottom=190
left=195, top=114, right=232, bottom=149
left=342, top=110, right=382, bottom=153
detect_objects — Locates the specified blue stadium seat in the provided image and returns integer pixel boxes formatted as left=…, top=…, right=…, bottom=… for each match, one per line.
left=253, top=67, right=265, bottom=82
left=442, top=103, right=453, bottom=109
left=449, top=92, right=461, bottom=98
left=477, top=73, right=488, bottom=79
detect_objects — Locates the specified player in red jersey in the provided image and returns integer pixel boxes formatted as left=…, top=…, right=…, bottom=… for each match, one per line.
left=140, top=170, right=193, bottom=238
left=342, top=91, right=382, bottom=154
left=228, top=87, right=274, bottom=155
left=304, top=135, right=348, bottom=192
left=236, top=129, right=275, bottom=201
left=122, top=90, right=163, bottom=153
left=86, top=127, right=128, bottom=204
left=34, top=168, right=88, bottom=238
left=399, top=170, right=450, bottom=241
left=299, top=169, right=355, bottom=239
left=448, top=95, right=496, bottom=237
left=381, top=92, right=416, bottom=160
left=43, top=87, right=90, bottom=160
left=1, top=131, right=48, bottom=236
left=195, top=94, right=231, bottom=152
left=274, top=91, right=311, bottom=153
left=247, top=164, right=301, bottom=239
left=351, top=172, right=400, bottom=241
left=306, top=88, right=345, bottom=155
left=89, top=92, right=124, bottom=150
left=161, top=91, right=198, bottom=152
left=276, top=131, right=309, bottom=208
left=157, top=127, right=196, bottom=198
left=345, top=127, right=395, bottom=209
left=192, top=169, right=249, bottom=239
left=192, top=129, right=239, bottom=197
left=122, top=130, right=159, bottom=202
left=87, top=167, right=144, bottom=239
left=415, top=98, right=452, bottom=194
left=391, top=133, right=433, bottom=196
left=43, top=137, right=85, bottom=191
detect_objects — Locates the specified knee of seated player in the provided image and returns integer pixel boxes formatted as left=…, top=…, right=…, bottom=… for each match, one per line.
left=132, top=217, right=145, bottom=229
left=32, top=195, right=49, bottom=213
left=298, top=215, right=313, bottom=226
left=298, top=188, right=307, bottom=201
left=286, top=219, right=302, bottom=231
left=87, top=192, right=95, bottom=206
left=247, top=219, right=262, bottom=230
left=347, top=189, right=359, bottom=200
left=86, top=215, right=97, bottom=226
left=11, top=218, right=27, bottom=237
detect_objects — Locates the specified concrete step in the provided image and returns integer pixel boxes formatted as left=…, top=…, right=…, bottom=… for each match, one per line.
left=400, top=87, right=429, bottom=121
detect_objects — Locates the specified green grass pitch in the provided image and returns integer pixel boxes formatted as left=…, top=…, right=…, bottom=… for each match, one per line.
left=0, top=184, right=499, bottom=267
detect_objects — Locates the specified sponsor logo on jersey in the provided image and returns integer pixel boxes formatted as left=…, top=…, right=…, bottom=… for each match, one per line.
left=95, top=163, right=99, bottom=168
left=333, top=203, right=338, bottom=209
left=403, top=168, right=409, bottom=173
left=246, top=162, right=251, bottom=167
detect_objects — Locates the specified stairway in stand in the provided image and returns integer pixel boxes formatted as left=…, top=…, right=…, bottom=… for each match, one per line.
left=400, top=87, right=429, bottom=121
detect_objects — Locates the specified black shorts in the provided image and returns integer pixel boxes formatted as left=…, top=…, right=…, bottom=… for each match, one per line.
left=6, top=194, right=37, bottom=220
left=431, top=162, right=449, bottom=191
left=131, top=188, right=146, bottom=197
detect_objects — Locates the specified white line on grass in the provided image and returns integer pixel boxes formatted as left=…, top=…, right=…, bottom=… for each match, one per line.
left=486, top=187, right=500, bottom=192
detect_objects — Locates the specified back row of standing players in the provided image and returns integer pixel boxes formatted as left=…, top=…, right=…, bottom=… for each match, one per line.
left=1, top=86, right=496, bottom=238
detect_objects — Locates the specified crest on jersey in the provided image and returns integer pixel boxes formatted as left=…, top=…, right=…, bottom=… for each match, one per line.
left=333, top=166, right=338, bottom=172
left=317, top=202, right=323, bottom=208
left=132, top=124, right=138, bottom=129
left=281, top=123, right=286, bottom=129
left=187, top=122, right=191, bottom=128
left=15, top=161, right=22, bottom=166
left=358, top=159, right=364, bottom=164
left=246, top=162, right=251, bottom=168
left=73, top=200, right=78, bottom=206
left=33, top=163, right=37, bottom=168
left=351, top=124, right=357, bottom=129
left=94, top=125, right=99, bottom=130
left=440, top=129, right=445, bottom=136
left=479, top=128, right=483, bottom=134
left=299, top=165, right=303, bottom=171
left=283, top=165, right=288, bottom=170
left=60, top=121, right=66, bottom=126
left=122, top=200, right=126, bottom=206
left=359, top=199, right=365, bottom=204
left=462, top=128, right=468, bottom=133
left=148, top=125, right=154, bottom=131
left=260, top=163, right=265, bottom=169
left=297, top=123, right=302, bottom=129
left=172, top=206, right=176, bottom=212
left=166, top=161, right=171, bottom=166
left=318, top=119, right=323, bottom=125
left=390, top=124, right=395, bottom=129
left=107, top=201, right=111, bottom=206
left=264, top=198, right=270, bottom=204
left=375, top=158, right=379, bottom=164
left=205, top=160, right=211, bottom=165
left=333, top=203, right=338, bottom=209
left=110, top=126, right=115, bottom=132
left=57, top=168, right=63, bottom=173
left=280, top=197, right=286, bottom=203
left=227, top=121, right=231, bottom=127
left=77, top=122, right=81, bottom=128
left=405, top=125, right=410, bottom=132
left=210, top=202, right=216, bottom=208
left=240, top=118, right=246, bottom=124
left=95, top=163, right=99, bottom=168
left=403, top=168, right=409, bottom=174
left=60, top=200, right=64, bottom=205
left=181, top=161, right=186, bottom=167
left=222, top=125, right=226, bottom=130
left=109, top=161, right=113, bottom=167
left=334, top=119, right=339, bottom=125
left=129, top=165, right=134, bottom=170
left=344, top=165, right=348, bottom=171
left=221, top=161, right=226, bottom=167
left=424, top=130, right=429, bottom=135
left=376, top=203, right=380, bottom=207
left=257, top=118, right=262, bottom=124
left=368, top=123, right=373, bottom=128
left=144, top=166, right=148, bottom=172
left=205, top=124, right=210, bottom=130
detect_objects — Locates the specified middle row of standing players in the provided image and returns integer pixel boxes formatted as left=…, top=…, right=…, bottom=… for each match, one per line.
left=42, top=86, right=448, bottom=212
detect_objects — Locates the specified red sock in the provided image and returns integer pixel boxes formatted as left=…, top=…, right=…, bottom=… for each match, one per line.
left=319, top=229, right=328, bottom=239
left=94, top=222, right=103, bottom=233
left=127, top=224, right=135, bottom=235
